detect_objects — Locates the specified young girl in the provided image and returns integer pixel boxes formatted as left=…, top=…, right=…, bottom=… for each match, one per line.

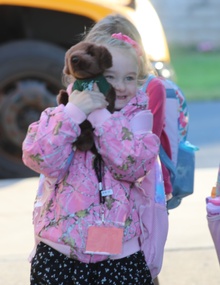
left=83, top=14, right=173, bottom=285
left=84, top=14, right=173, bottom=203
left=22, top=35, right=159, bottom=284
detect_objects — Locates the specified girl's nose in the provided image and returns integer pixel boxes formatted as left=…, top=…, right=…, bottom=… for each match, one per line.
left=114, top=79, right=125, bottom=91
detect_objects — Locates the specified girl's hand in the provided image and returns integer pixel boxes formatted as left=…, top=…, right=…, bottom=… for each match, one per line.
left=68, top=83, right=108, bottom=116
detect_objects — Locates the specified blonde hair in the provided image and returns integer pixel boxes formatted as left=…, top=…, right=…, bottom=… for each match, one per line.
left=83, top=13, right=156, bottom=80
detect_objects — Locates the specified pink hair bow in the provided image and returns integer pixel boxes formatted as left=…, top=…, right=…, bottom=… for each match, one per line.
left=111, top=33, right=142, bottom=56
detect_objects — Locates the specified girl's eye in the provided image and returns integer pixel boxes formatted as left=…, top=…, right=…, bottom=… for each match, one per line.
left=126, top=76, right=135, bottom=81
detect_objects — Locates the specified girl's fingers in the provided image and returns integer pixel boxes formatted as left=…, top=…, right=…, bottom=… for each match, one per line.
left=93, top=82, right=100, bottom=92
left=68, top=88, right=109, bottom=115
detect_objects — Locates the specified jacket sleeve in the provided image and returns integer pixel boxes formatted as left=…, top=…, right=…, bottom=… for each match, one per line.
left=22, top=103, right=86, bottom=178
left=88, top=109, right=160, bottom=183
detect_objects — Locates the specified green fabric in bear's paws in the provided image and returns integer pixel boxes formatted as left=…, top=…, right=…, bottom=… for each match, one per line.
left=73, top=75, right=111, bottom=97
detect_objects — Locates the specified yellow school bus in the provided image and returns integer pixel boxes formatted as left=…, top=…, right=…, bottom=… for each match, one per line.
left=0, top=0, right=172, bottom=178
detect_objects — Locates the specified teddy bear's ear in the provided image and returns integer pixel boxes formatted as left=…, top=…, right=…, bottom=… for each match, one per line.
left=98, top=46, right=113, bottom=70
left=86, top=43, right=97, bottom=56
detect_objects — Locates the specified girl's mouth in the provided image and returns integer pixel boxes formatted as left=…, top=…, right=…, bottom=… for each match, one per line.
left=116, top=95, right=127, bottom=100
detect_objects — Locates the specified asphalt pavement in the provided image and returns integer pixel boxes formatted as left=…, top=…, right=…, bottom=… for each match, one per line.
left=0, top=101, right=220, bottom=285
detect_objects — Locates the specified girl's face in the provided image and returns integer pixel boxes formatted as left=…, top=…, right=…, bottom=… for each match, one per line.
left=104, top=47, right=139, bottom=110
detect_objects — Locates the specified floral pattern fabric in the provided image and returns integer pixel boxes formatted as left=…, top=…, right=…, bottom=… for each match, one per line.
left=22, top=90, right=159, bottom=263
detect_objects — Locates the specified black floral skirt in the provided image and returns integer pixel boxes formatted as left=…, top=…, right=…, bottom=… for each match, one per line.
left=30, top=242, right=153, bottom=285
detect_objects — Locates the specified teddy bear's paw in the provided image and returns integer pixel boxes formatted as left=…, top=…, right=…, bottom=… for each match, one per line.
left=56, top=89, right=69, bottom=105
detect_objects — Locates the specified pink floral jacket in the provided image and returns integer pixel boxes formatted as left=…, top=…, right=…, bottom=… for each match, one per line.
left=22, top=90, right=159, bottom=263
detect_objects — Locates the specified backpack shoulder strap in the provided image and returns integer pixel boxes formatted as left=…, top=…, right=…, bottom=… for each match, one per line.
left=142, top=76, right=178, bottom=183
left=159, top=144, right=176, bottom=184
left=141, top=74, right=156, bottom=92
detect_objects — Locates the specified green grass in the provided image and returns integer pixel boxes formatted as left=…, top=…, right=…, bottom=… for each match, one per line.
left=169, top=46, right=220, bottom=101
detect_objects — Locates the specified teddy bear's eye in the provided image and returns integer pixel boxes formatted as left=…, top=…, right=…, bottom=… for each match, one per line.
left=72, top=56, right=79, bottom=63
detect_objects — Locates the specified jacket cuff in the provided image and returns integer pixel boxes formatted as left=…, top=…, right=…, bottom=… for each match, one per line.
left=65, top=102, right=87, bottom=124
left=87, top=108, right=111, bottom=128
left=67, top=83, right=74, bottom=95
left=130, top=110, right=153, bottom=134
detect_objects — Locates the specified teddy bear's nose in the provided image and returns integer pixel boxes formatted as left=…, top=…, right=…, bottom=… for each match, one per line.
left=72, top=56, right=79, bottom=64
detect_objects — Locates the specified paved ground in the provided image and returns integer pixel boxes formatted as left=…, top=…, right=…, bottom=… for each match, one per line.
left=0, top=167, right=219, bottom=285
left=158, top=168, right=220, bottom=285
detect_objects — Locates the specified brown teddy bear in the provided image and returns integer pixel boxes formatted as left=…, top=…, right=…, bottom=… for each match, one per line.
left=57, top=41, right=116, bottom=153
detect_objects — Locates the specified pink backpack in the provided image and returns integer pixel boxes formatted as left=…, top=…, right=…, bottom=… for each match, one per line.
left=135, top=158, right=169, bottom=279
left=142, top=75, right=198, bottom=209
